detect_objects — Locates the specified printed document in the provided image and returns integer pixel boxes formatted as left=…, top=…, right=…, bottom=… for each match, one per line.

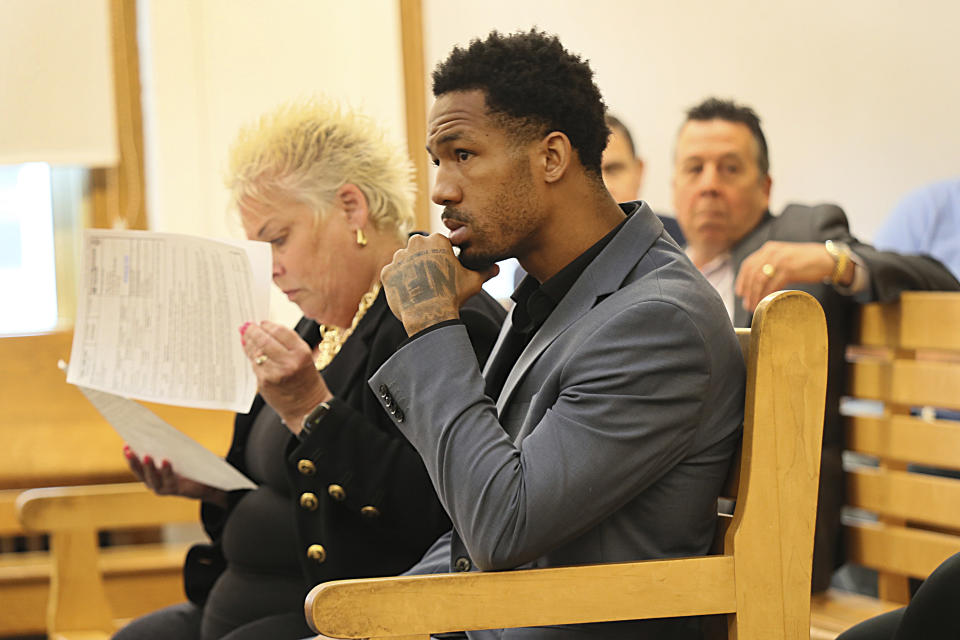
left=78, top=386, right=255, bottom=491
left=67, top=229, right=271, bottom=413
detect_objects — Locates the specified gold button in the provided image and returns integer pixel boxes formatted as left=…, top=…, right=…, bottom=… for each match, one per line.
left=327, top=484, right=346, bottom=501
left=297, top=459, right=316, bottom=476
left=299, top=492, right=318, bottom=511
left=306, top=544, right=326, bottom=563
left=360, top=505, right=380, bottom=519
left=454, top=556, right=471, bottom=572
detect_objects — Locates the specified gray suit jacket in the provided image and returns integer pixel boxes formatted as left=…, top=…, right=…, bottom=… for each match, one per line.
left=729, top=203, right=960, bottom=591
left=369, top=203, right=744, bottom=640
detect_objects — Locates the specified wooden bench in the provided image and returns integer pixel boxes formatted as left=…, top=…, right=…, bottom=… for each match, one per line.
left=304, top=290, right=828, bottom=640
left=809, top=292, right=960, bottom=639
left=0, top=331, right=233, bottom=638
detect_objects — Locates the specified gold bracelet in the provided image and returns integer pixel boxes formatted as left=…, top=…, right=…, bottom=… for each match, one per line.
left=824, top=240, right=851, bottom=285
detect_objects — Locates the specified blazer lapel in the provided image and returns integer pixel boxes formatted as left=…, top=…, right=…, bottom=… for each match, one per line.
left=495, top=205, right=662, bottom=415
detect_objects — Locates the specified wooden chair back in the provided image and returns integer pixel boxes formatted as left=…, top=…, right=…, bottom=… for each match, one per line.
left=842, top=291, right=960, bottom=603
left=16, top=483, right=199, bottom=640
left=304, top=289, right=828, bottom=640
left=1, top=330, right=231, bottom=638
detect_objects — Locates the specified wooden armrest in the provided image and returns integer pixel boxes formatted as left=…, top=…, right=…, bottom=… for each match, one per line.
left=16, top=482, right=198, bottom=532
left=1, top=489, right=26, bottom=536
left=306, top=555, right=735, bottom=638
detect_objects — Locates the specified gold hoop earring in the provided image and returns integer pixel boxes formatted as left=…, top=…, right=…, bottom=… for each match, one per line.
left=356, top=228, right=367, bottom=247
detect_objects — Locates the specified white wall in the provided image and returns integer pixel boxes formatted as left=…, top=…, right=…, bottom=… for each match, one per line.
left=139, top=0, right=407, bottom=323
left=423, top=0, right=960, bottom=240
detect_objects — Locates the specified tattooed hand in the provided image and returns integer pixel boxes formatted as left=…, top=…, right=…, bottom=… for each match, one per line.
left=381, top=234, right=499, bottom=336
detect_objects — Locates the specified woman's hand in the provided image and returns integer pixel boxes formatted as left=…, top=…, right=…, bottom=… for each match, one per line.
left=124, top=445, right=227, bottom=507
left=240, top=321, right=333, bottom=434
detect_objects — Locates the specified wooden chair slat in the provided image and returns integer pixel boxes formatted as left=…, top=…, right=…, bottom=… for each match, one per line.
left=847, top=415, right=960, bottom=470
left=845, top=521, right=960, bottom=579
left=855, top=292, right=960, bottom=350
left=847, top=468, right=960, bottom=528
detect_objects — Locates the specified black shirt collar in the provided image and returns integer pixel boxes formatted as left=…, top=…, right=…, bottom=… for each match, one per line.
left=509, top=204, right=634, bottom=335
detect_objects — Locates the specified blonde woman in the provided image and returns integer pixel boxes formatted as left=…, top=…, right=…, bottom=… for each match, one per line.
left=118, top=98, right=504, bottom=640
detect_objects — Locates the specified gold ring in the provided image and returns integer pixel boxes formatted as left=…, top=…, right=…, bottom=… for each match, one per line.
left=255, top=354, right=268, bottom=365
left=761, top=263, right=776, bottom=278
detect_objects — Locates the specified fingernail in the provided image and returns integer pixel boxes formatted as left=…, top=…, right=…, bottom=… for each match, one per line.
left=143, top=456, right=152, bottom=466
left=239, top=321, right=251, bottom=335
left=161, top=459, right=171, bottom=469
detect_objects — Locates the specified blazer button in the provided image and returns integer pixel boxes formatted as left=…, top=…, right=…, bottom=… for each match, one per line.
left=299, top=492, right=319, bottom=511
left=360, top=505, right=380, bottom=519
left=454, top=556, right=471, bottom=572
left=394, top=408, right=404, bottom=423
left=327, top=484, right=346, bottom=502
left=297, top=459, right=316, bottom=476
left=306, top=544, right=327, bottom=563
left=378, top=384, right=389, bottom=399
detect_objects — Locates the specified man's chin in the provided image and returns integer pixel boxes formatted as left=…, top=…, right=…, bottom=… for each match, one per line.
left=457, top=248, right=499, bottom=272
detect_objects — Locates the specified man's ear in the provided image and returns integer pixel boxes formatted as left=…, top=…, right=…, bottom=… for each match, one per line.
left=540, top=132, right=572, bottom=184
left=336, top=183, right=370, bottom=229
left=759, top=173, right=772, bottom=210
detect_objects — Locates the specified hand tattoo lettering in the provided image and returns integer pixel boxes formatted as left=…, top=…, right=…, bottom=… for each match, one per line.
left=385, top=259, right=458, bottom=308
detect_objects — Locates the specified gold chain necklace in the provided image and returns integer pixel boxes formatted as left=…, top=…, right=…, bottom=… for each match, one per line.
left=314, top=282, right=381, bottom=371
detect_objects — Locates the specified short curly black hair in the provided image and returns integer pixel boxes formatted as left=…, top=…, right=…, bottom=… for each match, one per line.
left=432, top=29, right=608, bottom=176
left=685, top=97, right=769, bottom=175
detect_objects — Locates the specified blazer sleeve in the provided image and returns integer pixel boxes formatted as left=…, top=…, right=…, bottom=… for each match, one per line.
left=368, top=301, right=717, bottom=572
left=799, top=203, right=960, bottom=301
left=285, top=297, right=504, bottom=547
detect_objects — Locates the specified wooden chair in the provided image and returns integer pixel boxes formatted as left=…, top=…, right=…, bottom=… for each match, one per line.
left=304, top=289, right=829, bottom=640
left=810, top=292, right=960, bottom=638
left=0, top=330, right=231, bottom=638
left=15, top=484, right=199, bottom=640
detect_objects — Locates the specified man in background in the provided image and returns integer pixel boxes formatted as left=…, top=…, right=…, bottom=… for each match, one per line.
left=671, top=96, right=960, bottom=592
left=603, top=114, right=684, bottom=244
left=875, top=178, right=960, bottom=280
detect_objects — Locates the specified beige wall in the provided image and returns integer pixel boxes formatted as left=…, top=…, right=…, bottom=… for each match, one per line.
left=138, top=1, right=960, bottom=315
left=139, top=0, right=407, bottom=323
left=423, top=0, right=960, bottom=240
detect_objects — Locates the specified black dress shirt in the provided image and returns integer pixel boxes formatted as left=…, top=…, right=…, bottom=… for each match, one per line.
left=484, top=213, right=629, bottom=401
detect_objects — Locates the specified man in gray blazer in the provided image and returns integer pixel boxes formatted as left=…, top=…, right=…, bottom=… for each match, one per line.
left=369, top=31, right=744, bottom=640
left=671, top=97, right=960, bottom=592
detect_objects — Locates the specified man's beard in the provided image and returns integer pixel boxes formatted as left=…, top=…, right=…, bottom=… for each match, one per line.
left=443, top=206, right=501, bottom=271
left=456, top=245, right=499, bottom=272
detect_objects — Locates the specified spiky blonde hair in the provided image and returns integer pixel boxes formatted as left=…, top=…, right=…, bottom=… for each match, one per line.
left=226, top=97, right=415, bottom=239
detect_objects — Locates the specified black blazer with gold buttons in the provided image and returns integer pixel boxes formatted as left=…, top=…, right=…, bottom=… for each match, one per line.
left=183, top=289, right=504, bottom=604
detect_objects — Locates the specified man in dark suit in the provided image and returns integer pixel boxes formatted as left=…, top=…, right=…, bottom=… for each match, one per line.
left=671, top=97, right=960, bottom=592
left=371, top=31, right=745, bottom=640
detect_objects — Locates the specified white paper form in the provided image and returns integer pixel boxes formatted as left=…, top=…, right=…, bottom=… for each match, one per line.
left=77, top=386, right=255, bottom=491
left=67, top=230, right=271, bottom=413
